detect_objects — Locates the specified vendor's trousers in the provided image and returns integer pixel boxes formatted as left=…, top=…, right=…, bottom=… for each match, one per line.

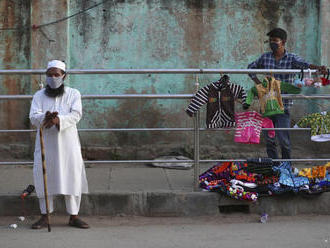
left=264, top=110, right=291, bottom=159
left=39, top=195, right=81, bottom=215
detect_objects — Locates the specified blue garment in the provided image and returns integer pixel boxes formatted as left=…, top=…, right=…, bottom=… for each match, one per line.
left=273, top=162, right=309, bottom=189
left=248, top=51, right=310, bottom=108
left=264, top=110, right=291, bottom=159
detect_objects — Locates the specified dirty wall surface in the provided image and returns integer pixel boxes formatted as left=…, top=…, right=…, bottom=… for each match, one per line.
left=0, top=0, right=329, bottom=161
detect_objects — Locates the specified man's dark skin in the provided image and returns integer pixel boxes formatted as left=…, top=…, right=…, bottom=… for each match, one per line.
left=252, top=36, right=327, bottom=85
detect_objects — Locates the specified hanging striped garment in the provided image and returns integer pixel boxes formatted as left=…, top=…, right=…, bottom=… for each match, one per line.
left=186, top=75, right=247, bottom=128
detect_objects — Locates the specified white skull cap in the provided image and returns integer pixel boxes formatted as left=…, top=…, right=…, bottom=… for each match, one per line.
left=47, top=60, right=66, bottom=72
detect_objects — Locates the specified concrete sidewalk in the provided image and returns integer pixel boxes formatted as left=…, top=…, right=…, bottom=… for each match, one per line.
left=0, top=164, right=329, bottom=216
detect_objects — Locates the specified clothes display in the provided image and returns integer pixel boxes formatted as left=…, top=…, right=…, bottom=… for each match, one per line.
left=200, top=160, right=330, bottom=201
left=186, top=75, right=248, bottom=128
left=199, top=162, right=258, bottom=201
left=298, top=163, right=330, bottom=179
left=293, top=68, right=330, bottom=88
left=294, top=112, right=330, bottom=142
left=246, top=77, right=301, bottom=117
left=234, top=111, right=275, bottom=144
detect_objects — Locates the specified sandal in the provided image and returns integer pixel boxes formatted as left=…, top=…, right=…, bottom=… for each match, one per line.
left=31, top=215, right=48, bottom=229
left=69, top=217, right=90, bottom=229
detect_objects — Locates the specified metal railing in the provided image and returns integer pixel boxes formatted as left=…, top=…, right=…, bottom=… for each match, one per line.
left=0, top=68, right=319, bottom=75
left=0, top=68, right=329, bottom=191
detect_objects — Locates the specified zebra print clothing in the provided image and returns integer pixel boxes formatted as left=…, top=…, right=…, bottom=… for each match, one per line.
left=186, top=75, right=247, bottom=128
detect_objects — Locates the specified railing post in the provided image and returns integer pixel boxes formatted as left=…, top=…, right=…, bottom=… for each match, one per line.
left=193, top=111, right=200, bottom=191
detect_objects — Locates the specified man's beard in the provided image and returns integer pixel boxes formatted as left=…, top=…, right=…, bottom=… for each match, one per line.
left=44, top=84, right=65, bottom=97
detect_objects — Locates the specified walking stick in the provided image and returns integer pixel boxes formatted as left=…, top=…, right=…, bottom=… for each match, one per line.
left=39, top=126, right=51, bottom=232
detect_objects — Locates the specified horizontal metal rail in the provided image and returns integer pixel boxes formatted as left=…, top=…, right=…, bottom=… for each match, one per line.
left=0, top=94, right=192, bottom=100
left=0, top=69, right=318, bottom=75
left=1, top=158, right=330, bottom=166
left=0, top=127, right=312, bottom=133
left=0, top=94, right=330, bottom=100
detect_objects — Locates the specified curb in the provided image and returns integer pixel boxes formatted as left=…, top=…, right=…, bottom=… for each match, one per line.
left=0, top=192, right=329, bottom=216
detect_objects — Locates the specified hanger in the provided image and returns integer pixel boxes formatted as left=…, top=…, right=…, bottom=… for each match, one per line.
left=218, top=73, right=229, bottom=86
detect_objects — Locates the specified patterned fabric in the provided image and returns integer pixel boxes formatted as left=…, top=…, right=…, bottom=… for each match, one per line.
left=295, top=112, right=330, bottom=142
left=298, top=163, right=330, bottom=179
left=199, top=162, right=258, bottom=201
left=235, top=111, right=275, bottom=144
left=199, top=161, right=330, bottom=199
left=273, top=162, right=309, bottom=188
left=256, top=175, right=279, bottom=185
left=186, top=75, right=247, bottom=128
left=256, top=77, right=284, bottom=115
left=248, top=51, right=309, bottom=108
left=246, top=77, right=301, bottom=114
left=230, top=162, right=258, bottom=182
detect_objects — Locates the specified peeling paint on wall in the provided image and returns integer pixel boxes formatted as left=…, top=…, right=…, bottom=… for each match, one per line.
left=0, top=0, right=31, bottom=146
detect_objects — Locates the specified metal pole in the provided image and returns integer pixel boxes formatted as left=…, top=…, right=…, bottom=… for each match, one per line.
left=194, top=111, right=201, bottom=191
left=193, top=112, right=199, bottom=191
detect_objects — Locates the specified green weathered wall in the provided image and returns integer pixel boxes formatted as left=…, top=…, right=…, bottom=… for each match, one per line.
left=67, top=0, right=327, bottom=159
left=0, top=0, right=329, bottom=160
left=0, top=0, right=31, bottom=158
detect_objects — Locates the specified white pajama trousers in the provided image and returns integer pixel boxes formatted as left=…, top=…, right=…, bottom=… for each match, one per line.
left=39, top=195, right=81, bottom=215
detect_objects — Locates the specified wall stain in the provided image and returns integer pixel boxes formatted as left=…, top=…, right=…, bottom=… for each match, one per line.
left=96, top=87, right=186, bottom=146
left=0, top=0, right=31, bottom=144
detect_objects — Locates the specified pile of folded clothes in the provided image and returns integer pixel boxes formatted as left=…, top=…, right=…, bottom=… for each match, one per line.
left=199, top=159, right=330, bottom=201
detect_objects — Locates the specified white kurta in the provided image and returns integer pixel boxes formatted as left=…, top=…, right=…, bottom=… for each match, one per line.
left=29, top=87, right=88, bottom=198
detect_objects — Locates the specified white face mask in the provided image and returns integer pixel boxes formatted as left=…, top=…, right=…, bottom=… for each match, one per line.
left=46, top=76, right=64, bottom=89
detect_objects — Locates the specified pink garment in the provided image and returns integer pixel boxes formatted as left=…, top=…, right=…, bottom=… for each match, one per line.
left=234, top=111, right=275, bottom=144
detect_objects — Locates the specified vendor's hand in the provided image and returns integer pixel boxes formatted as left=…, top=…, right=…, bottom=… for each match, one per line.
left=252, top=77, right=262, bottom=85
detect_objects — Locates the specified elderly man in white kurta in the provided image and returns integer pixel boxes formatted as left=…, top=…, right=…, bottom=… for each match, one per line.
left=29, top=60, right=89, bottom=229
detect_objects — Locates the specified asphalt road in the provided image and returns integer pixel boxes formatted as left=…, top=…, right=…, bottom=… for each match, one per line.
left=1, top=214, right=329, bottom=248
